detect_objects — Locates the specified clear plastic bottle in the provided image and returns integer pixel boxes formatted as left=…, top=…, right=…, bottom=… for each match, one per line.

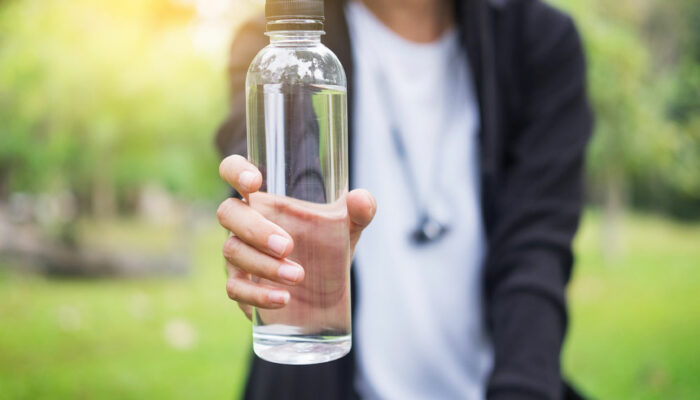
left=245, top=0, right=350, bottom=365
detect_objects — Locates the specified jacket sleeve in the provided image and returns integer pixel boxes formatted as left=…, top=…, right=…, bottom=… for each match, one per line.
left=215, top=17, right=267, bottom=159
left=485, top=3, right=593, bottom=400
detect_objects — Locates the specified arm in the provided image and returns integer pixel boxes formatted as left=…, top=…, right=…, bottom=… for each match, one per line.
left=485, top=3, right=593, bottom=399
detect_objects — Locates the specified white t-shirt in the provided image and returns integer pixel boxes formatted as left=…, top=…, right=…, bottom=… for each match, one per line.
left=346, top=1, right=493, bottom=399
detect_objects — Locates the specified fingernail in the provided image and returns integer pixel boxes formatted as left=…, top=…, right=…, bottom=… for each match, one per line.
left=238, top=171, right=256, bottom=191
left=278, top=263, right=303, bottom=283
left=268, top=291, right=290, bottom=305
left=267, top=234, right=290, bottom=256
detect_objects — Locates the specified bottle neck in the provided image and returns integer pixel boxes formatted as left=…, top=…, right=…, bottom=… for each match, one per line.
left=266, top=19, right=324, bottom=45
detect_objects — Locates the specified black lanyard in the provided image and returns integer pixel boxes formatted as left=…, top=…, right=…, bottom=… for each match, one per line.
left=373, top=69, right=452, bottom=245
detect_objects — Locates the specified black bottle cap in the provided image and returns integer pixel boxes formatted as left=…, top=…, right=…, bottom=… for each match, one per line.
left=265, top=0, right=324, bottom=20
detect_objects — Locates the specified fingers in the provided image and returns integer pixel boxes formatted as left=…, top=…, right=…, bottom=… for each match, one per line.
left=217, top=197, right=294, bottom=258
left=225, top=264, right=253, bottom=320
left=347, top=188, right=377, bottom=249
left=219, top=154, right=262, bottom=198
left=226, top=274, right=291, bottom=309
left=223, top=235, right=304, bottom=285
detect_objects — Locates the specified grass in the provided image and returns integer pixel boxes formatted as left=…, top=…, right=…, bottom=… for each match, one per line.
left=0, top=211, right=699, bottom=399
left=0, top=222, right=251, bottom=400
left=564, top=212, right=700, bottom=399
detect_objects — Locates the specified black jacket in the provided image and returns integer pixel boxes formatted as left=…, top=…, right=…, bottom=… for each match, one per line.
left=216, top=0, right=594, bottom=398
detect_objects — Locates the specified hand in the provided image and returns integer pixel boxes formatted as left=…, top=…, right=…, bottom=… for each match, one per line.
left=217, top=155, right=376, bottom=321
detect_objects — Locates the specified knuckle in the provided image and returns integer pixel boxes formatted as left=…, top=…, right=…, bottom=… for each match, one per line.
left=241, top=222, right=257, bottom=242
left=261, top=261, right=278, bottom=278
left=256, top=290, right=270, bottom=307
left=219, top=157, right=230, bottom=179
left=222, top=236, right=243, bottom=259
left=216, top=199, right=232, bottom=222
left=232, top=154, right=250, bottom=170
left=225, top=279, right=241, bottom=301
left=217, top=198, right=245, bottom=225
left=220, top=155, right=239, bottom=180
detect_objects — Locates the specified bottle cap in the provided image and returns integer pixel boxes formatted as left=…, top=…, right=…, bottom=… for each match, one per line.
left=265, top=0, right=324, bottom=20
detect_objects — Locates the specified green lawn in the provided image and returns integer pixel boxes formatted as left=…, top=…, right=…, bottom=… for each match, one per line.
left=0, top=211, right=698, bottom=399
left=0, top=223, right=252, bottom=400
left=564, top=212, right=700, bottom=399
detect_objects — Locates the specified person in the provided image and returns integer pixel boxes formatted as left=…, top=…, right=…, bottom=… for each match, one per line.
left=215, top=0, right=593, bottom=398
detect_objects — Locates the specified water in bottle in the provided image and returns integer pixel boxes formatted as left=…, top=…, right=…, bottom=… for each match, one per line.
left=245, top=0, right=351, bottom=365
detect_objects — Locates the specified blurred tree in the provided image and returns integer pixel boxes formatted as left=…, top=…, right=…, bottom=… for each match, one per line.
left=0, top=0, right=228, bottom=216
left=668, top=0, right=700, bottom=122
left=553, top=0, right=700, bottom=258
left=554, top=0, right=673, bottom=257
left=0, top=0, right=698, bottom=229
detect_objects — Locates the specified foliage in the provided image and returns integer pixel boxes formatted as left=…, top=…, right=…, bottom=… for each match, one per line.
left=667, top=0, right=700, bottom=122
left=0, top=0, right=698, bottom=217
left=552, top=0, right=700, bottom=218
left=0, top=0, right=228, bottom=210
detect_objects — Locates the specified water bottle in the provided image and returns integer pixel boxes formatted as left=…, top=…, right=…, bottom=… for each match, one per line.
left=245, top=0, right=350, bottom=364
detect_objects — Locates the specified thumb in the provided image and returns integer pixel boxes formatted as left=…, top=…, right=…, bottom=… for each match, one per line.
left=347, top=188, right=376, bottom=250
